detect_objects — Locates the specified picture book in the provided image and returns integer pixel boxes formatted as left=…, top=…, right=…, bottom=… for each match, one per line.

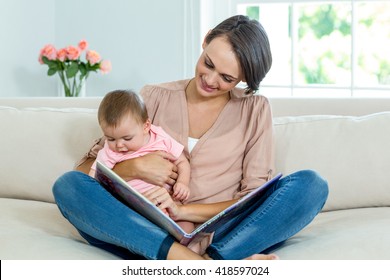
left=95, top=160, right=282, bottom=246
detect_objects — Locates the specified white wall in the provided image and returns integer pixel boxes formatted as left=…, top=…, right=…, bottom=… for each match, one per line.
left=0, top=0, right=201, bottom=97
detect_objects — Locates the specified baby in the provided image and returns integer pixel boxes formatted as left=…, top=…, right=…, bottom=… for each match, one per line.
left=89, top=90, right=198, bottom=250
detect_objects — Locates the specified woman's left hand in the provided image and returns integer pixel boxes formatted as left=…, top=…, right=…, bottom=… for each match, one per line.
left=142, top=186, right=181, bottom=220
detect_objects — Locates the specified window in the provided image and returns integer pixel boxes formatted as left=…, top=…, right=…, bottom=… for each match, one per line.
left=201, top=0, right=390, bottom=97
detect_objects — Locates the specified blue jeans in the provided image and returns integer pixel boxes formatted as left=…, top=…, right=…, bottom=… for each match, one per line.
left=52, top=170, right=328, bottom=260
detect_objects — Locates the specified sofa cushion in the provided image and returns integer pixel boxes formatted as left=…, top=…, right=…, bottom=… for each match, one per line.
left=274, top=112, right=390, bottom=211
left=2, top=104, right=390, bottom=212
left=272, top=207, right=390, bottom=259
left=0, top=106, right=101, bottom=203
left=0, top=198, right=120, bottom=259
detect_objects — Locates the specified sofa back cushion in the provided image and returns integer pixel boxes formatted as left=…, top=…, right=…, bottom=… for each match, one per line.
left=1, top=105, right=390, bottom=211
left=0, top=106, right=101, bottom=203
left=274, top=112, right=390, bottom=211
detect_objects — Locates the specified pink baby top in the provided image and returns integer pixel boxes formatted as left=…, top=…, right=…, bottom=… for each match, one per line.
left=91, top=124, right=184, bottom=193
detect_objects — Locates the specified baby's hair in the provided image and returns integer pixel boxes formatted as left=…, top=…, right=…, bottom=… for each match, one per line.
left=98, top=89, right=148, bottom=127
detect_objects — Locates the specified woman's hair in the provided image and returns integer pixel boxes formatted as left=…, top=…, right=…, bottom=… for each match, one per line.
left=98, top=89, right=148, bottom=127
left=205, top=15, right=272, bottom=94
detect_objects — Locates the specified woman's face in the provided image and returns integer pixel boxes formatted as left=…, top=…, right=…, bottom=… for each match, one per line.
left=194, top=36, right=244, bottom=98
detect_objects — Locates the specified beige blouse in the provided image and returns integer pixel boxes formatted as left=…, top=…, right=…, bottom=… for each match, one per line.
left=78, top=79, right=275, bottom=205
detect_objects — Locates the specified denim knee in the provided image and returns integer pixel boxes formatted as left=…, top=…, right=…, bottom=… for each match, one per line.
left=52, top=171, right=92, bottom=201
left=294, top=169, right=329, bottom=209
left=52, top=170, right=174, bottom=260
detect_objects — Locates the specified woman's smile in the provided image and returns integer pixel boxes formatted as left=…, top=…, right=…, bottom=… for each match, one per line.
left=200, top=77, right=216, bottom=93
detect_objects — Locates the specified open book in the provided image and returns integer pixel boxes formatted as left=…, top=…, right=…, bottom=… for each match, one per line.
left=95, top=160, right=282, bottom=246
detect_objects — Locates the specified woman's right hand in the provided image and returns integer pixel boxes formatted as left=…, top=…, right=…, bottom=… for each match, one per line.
left=113, top=151, right=179, bottom=187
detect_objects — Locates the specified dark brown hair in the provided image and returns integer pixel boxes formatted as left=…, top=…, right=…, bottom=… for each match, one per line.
left=98, top=90, right=148, bottom=127
left=205, top=15, right=272, bottom=94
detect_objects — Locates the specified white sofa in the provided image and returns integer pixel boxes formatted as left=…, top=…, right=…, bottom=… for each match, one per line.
left=1, top=97, right=390, bottom=260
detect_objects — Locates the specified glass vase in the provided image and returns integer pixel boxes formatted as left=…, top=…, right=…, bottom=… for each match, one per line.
left=57, top=76, right=87, bottom=97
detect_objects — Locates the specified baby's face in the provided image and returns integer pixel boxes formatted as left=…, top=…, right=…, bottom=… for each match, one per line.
left=101, top=115, right=150, bottom=154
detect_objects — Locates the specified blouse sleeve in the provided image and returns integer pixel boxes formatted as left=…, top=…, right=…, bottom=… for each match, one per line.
left=235, top=96, right=275, bottom=198
left=140, top=85, right=161, bottom=122
left=74, top=137, right=105, bottom=169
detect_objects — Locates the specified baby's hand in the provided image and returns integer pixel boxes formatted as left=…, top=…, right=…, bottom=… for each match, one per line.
left=173, top=182, right=190, bottom=202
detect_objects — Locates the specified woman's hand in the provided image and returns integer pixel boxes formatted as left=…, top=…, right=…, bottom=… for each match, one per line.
left=113, top=151, right=179, bottom=186
left=142, top=186, right=181, bottom=220
left=143, top=186, right=240, bottom=224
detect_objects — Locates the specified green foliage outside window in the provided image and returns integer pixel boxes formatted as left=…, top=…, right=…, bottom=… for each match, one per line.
left=244, top=2, right=389, bottom=87
left=246, top=6, right=259, bottom=21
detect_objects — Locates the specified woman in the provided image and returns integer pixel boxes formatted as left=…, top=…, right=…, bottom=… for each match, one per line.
left=53, top=15, right=328, bottom=260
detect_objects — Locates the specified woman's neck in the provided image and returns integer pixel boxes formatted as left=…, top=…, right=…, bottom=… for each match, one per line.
left=185, top=79, right=232, bottom=139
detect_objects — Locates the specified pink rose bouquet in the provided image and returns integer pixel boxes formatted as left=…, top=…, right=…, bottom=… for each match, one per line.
left=39, top=40, right=111, bottom=97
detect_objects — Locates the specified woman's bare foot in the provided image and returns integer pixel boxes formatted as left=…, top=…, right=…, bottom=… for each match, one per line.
left=168, top=242, right=279, bottom=260
left=203, top=253, right=279, bottom=260
left=245, top=253, right=279, bottom=260
left=202, top=253, right=212, bottom=259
